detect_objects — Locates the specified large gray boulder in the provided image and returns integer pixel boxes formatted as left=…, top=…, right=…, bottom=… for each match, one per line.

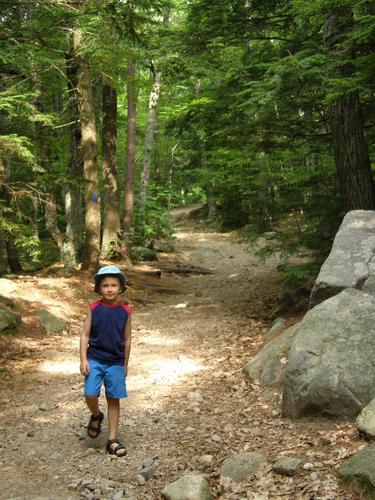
left=310, top=210, right=375, bottom=308
left=243, top=323, right=299, bottom=390
left=161, top=475, right=212, bottom=500
left=338, top=446, right=375, bottom=498
left=283, top=288, right=375, bottom=418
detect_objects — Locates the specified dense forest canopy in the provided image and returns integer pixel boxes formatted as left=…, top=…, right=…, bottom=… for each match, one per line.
left=1, top=0, right=374, bottom=287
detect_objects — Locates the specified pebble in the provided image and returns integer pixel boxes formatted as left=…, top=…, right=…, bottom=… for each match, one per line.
left=310, top=472, right=318, bottom=481
left=135, top=474, right=146, bottom=486
left=85, top=448, right=97, bottom=456
left=199, top=455, right=213, bottom=468
left=135, top=429, right=144, bottom=436
left=185, top=426, right=195, bottom=433
left=140, top=465, right=155, bottom=480
left=124, top=419, right=135, bottom=427
left=211, top=434, right=221, bottom=442
left=143, top=457, right=154, bottom=468
left=112, top=490, right=124, bottom=500
left=27, top=430, right=35, bottom=437
left=187, top=391, right=203, bottom=402
left=38, top=402, right=49, bottom=411
left=303, top=463, right=314, bottom=470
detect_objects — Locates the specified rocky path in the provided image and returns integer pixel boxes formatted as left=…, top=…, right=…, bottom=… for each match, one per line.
left=0, top=217, right=359, bottom=499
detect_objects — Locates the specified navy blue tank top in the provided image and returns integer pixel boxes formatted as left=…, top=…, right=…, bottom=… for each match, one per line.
left=87, top=301, right=132, bottom=364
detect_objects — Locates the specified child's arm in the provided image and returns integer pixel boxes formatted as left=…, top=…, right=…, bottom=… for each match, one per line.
left=124, top=315, right=132, bottom=374
left=80, top=307, right=92, bottom=376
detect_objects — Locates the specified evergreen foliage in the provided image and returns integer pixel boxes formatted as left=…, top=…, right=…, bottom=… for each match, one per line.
left=0, top=0, right=374, bottom=290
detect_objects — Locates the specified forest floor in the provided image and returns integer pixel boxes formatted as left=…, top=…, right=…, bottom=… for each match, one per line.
left=0, top=207, right=362, bottom=499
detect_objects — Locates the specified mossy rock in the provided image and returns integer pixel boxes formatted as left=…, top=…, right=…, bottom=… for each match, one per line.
left=37, top=309, right=66, bottom=334
left=0, top=309, right=21, bottom=334
left=338, top=446, right=375, bottom=499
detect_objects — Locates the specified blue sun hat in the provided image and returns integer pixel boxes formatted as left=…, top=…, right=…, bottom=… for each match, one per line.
left=93, top=265, right=128, bottom=292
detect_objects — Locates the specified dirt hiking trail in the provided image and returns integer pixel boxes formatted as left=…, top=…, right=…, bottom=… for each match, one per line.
left=0, top=211, right=359, bottom=499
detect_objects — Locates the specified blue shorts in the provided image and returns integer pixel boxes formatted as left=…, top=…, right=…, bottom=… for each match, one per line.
left=84, top=358, right=127, bottom=399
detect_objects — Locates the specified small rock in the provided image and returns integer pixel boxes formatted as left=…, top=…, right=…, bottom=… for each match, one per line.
left=210, top=434, right=221, bottom=442
left=310, top=472, right=318, bottom=481
left=199, top=455, right=213, bottom=469
left=219, top=452, right=266, bottom=483
left=85, top=448, right=97, bottom=456
left=124, top=419, right=135, bottom=427
left=135, top=474, right=146, bottom=486
left=27, top=430, right=35, bottom=437
left=187, top=391, right=203, bottom=402
left=135, top=429, right=144, bottom=436
left=303, top=463, right=314, bottom=470
left=272, top=457, right=301, bottom=477
left=185, top=426, right=195, bottom=433
left=38, top=402, right=49, bottom=411
left=140, top=465, right=155, bottom=481
left=143, top=457, right=154, bottom=468
left=112, top=490, right=124, bottom=500
left=161, top=475, right=212, bottom=500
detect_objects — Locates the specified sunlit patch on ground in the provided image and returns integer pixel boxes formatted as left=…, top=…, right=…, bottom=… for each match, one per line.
left=39, top=358, right=79, bottom=374
left=131, top=355, right=207, bottom=391
left=136, top=334, right=180, bottom=346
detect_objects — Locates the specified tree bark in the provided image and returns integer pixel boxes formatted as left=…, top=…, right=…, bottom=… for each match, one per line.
left=64, top=34, right=84, bottom=265
left=0, top=157, right=22, bottom=273
left=324, top=8, right=375, bottom=210
left=74, top=31, right=101, bottom=271
left=138, top=67, right=161, bottom=211
left=101, top=75, right=121, bottom=258
left=121, top=60, right=137, bottom=257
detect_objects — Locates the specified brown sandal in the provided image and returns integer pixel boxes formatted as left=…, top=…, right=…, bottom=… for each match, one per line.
left=87, top=411, right=104, bottom=438
left=106, top=438, right=127, bottom=457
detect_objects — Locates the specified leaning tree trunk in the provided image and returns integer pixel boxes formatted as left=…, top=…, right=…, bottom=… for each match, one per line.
left=324, top=8, right=375, bottom=210
left=138, top=67, right=161, bottom=211
left=74, top=31, right=100, bottom=271
left=101, top=75, right=121, bottom=258
left=64, top=34, right=84, bottom=265
left=121, top=60, right=137, bottom=257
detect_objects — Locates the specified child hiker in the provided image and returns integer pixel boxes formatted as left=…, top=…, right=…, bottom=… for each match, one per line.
left=80, top=265, right=132, bottom=457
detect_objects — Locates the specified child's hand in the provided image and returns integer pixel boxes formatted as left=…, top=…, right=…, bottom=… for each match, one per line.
left=80, top=360, right=90, bottom=376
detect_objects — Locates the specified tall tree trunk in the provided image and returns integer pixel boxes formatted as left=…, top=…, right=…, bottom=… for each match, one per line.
left=101, top=75, right=121, bottom=258
left=64, top=34, right=84, bottom=265
left=42, top=143, right=65, bottom=251
left=74, top=31, right=100, bottom=271
left=0, top=158, right=22, bottom=273
left=138, top=67, right=161, bottom=211
left=324, top=8, right=375, bottom=210
left=200, top=138, right=217, bottom=219
left=121, top=60, right=137, bottom=257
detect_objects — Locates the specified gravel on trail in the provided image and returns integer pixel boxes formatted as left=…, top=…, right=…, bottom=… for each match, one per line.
left=0, top=217, right=360, bottom=499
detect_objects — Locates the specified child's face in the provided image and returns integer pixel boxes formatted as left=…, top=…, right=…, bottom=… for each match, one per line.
left=99, top=276, right=121, bottom=303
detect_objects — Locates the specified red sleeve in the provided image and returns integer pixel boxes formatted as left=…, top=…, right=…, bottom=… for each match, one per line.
left=89, top=301, right=101, bottom=311
left=121, top=304, right=133, bottom=315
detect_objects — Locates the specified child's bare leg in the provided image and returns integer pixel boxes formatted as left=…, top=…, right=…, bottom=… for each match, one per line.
left=106, top=397, right=120, bottom=439
left=85, top=396, right=102, bottom=436
left=86, top=396, right=100, bottom=415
